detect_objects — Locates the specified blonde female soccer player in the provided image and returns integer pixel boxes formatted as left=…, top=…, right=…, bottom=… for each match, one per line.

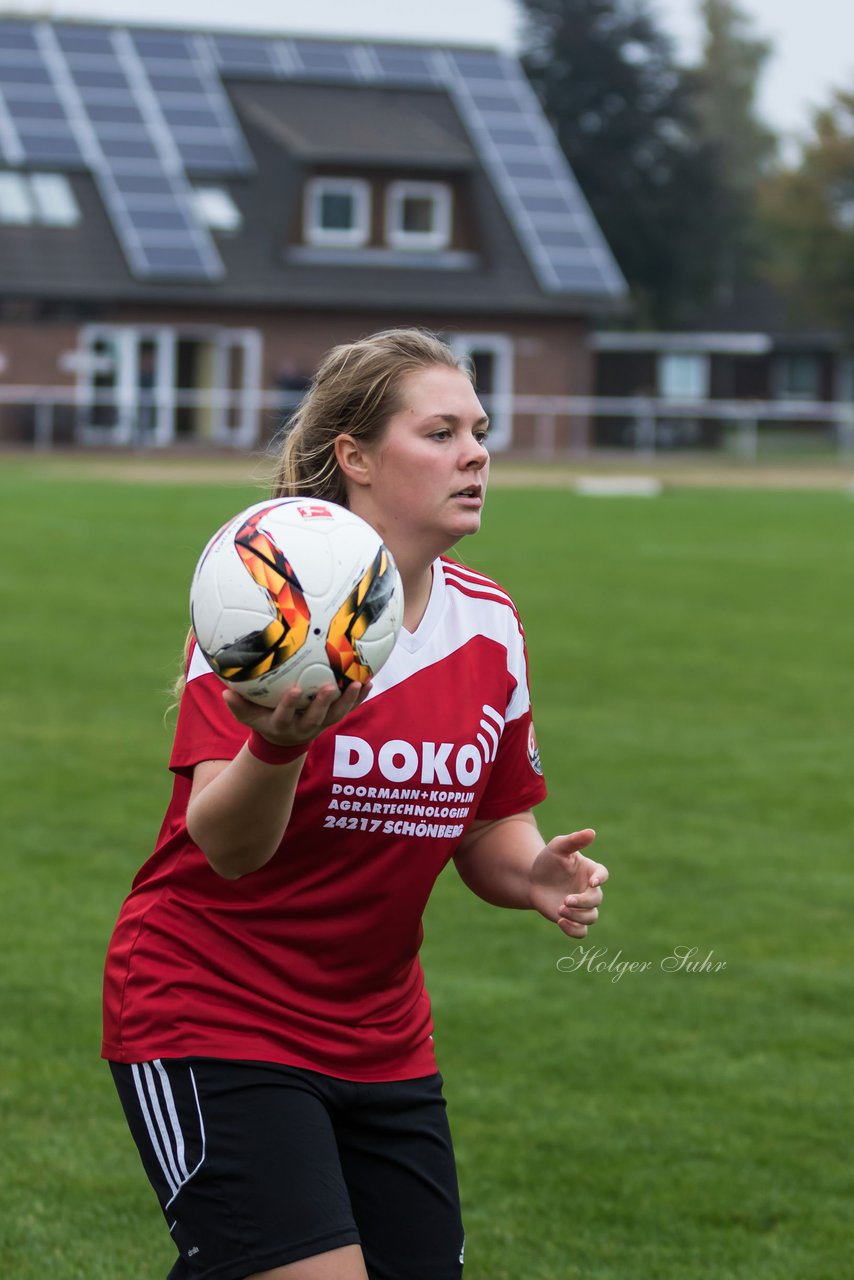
left=103, top=328, right=608, bottom=1280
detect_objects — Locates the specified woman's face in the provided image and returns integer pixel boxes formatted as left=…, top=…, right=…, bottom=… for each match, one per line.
left=352, top=364, right=490, bottom=561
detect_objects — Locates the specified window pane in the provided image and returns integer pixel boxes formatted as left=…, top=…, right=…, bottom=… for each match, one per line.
left=192, top=186, right=241, bottom=232
left=778, top=355, right=819, bottom=397
left=0, top=171, right=35, bottom=224
left=401, top=195, right=435, bottom=234
left=30, top=173, right=80, bottom=226
left=386, top=182, right=451, bottom=248
left=305, top=179, right=369, bottom=246
left=658, top=354, right=708, bottom=399
left=319, top=191, right=355, bottom=230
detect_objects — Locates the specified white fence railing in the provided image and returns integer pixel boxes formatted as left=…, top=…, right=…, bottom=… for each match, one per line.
left=1, top=386, right=853, bottom=457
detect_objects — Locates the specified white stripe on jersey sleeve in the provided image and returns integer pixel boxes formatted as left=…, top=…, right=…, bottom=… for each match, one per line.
left=442, top=568, right=516, bottom=611
left=480, top=716, right=501, bottom=757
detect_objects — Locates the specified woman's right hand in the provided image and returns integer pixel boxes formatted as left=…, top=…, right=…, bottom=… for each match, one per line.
left=222, top=680, right=372, bottom=748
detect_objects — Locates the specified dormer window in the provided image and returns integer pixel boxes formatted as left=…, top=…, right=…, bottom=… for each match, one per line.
left=385, top=181, right=451, bottom=250
left=304, top=177, right=370, bottom=247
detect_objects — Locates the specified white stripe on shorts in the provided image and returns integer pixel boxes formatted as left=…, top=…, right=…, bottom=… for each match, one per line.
left=131, top=1060, right=207, bottom=1209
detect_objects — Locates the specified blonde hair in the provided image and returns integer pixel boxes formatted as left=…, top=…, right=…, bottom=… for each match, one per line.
left=172, top=328, right=468, bottom=704
left=272, top=327, right=468, bottom=502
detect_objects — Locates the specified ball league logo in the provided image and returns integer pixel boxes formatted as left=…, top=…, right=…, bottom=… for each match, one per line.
left=296, top=503, right=334, bottom=519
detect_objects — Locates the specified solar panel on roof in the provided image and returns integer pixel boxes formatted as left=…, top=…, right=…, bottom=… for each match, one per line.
left=537, top=227, right=590, bottom=249
left=110, top=173, right=176, bottom=197
left=27, top=21, right=226, bottom=282
left=0, top=66, right=80, bottom=166
left=0, top=74, right=45, bottom=96
left=503, top=158, right=559, bottom=181
left=0, top=91, right=23, bottom=165
left=0, top=22, right=39, bottom=49
left=17, top=133, right=85, bottom=163
left=126, top=33, right=253, bottom=177
left=210, top=35, right=278, bottom=75
left=173, top=140, right=241, bottom=172
left=291, top=41, right=359, bottom=78
left=100, top=137, right=161, bottom=163
left=146, top=70, right=208, bottom=93
left=371, top=46, right=438, bottom=82
left=8, top=99, right=66, bottom=120
left=137, top=243, right=215, bottom=274
left=464, top=90, right=520, bottom=115
left=448, top=51, right=506, bottom=78
left=439, top=49, right=625, bottom=297
left=85, top=101, right=146, bottom=125
left=131, top=206, right=195, bottom=232
left=551, top=262, right=613, bottom=287
left=70, top=68, right=130, bottom=90
left=131, top=32, right=196, bottom=60
left=160, top=105, right=221, bottom=127
left=0, top=17, right=625, bottom=299
left=0, top=64, right=52, bottom=85
left=481, top=123, right=540, bottom=147
left=518, top=191, right=573, bottom=215
left=54, top=25, right=114, bottom=54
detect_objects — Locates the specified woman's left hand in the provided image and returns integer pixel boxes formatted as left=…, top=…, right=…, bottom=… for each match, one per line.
left=528, top=829, right=609, bottom=938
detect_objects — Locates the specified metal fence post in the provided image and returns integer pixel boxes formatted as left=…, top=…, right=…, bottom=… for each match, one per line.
left=34, top=399, right=54, bottom=450
left=734, top=418, right=758, bottom=460
left=634, top=398, right=656, bottom=456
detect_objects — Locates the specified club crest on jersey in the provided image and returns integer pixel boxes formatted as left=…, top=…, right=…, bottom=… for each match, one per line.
left=527, top=723, right=543, bottom=776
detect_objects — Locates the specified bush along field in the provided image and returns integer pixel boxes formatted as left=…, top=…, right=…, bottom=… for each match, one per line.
left=1, top=458, right=852, bottom=1280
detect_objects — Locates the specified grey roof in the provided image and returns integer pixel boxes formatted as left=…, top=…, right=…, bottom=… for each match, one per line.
left=231, top=82, right=475, bottom=169
left=0, top=18, right=628, bottom=312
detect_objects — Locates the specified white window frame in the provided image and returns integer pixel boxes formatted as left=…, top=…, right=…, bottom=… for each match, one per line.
left=657, top=353, right=709, bottom=401
left=304, top=177, right=371, bottom=248
left=385, top=181, right=452, bottom=251
left=75, top=324, right=263, bottom=447
left=450, top=333, right=514, bottom=452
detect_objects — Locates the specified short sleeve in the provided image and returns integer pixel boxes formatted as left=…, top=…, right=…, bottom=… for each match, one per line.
left=169, top=642, right=249, bottom=777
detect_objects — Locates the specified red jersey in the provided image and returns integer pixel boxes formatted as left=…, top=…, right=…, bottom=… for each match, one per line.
left=102, top=557, right=547, bottom=1081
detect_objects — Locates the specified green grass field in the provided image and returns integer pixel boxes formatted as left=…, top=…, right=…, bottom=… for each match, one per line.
left=2, top=456, right=852, bottom=1279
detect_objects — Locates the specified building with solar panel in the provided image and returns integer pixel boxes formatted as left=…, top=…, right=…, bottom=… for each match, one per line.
left=0, top=18, right=628, bottom=451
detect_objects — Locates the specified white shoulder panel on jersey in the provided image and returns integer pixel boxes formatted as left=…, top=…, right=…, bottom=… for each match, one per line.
left=441, top=562, right=518, bottom=612
left=370, top=561, right=531, bottom=722
left=187, top=641, right=216, bottom=684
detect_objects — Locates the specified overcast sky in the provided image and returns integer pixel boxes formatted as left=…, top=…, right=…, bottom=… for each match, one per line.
left=2, top=0, right=852, bottom=145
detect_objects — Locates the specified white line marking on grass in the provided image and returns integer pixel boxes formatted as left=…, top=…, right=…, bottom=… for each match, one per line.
left=575, top=476, right=663, bottom=497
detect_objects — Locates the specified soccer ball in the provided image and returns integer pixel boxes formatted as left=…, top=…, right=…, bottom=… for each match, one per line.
left=190, top=497, right=404, bottom=708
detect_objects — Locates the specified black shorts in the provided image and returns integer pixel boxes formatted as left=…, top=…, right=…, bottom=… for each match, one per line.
left=110, top=1058, right=465, bottom=1280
